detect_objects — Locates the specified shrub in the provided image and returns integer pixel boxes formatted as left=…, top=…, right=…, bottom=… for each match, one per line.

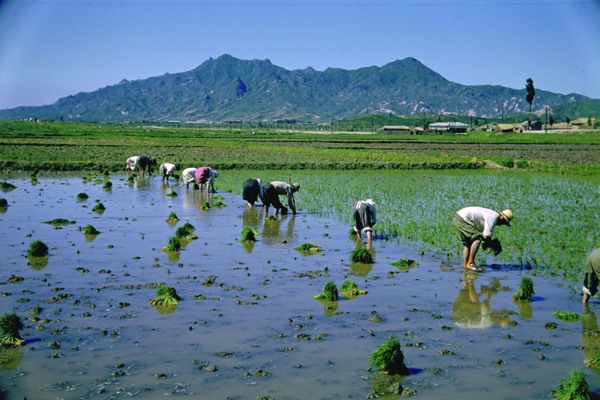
left=513, top=277, right=535, bottom=301
left=351, top=248, right=373, bottom=264
left=313, top=281, right=339, bottom=301
left=370, top=337, right=409, bottom=375
left=28, top=240, right=49, bottom=257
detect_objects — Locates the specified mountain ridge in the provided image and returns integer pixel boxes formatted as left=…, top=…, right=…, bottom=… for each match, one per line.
left=0, top=54, right=594, bottom=123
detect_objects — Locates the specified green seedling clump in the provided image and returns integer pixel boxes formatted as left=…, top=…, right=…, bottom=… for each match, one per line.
left=27, top=240, right=49, bottom=257
left=370, top=337, right=409, bottom=375
left=267, top=215, right=278, bottom=221
left=0, top=198, right=7, bottom=207
left=0, top=182, right=17, bottom=190
left=166, top=212, right=179, bottom=223
left=241, top=226, right=258, bottom=242
left=295, top=243, right=322, bottom=253
left=166, top=190, right=177, bottom=197
left=552, top=369, right=590, bottom=400
left=202, top=201, right=210, bottom=210
left=0, top=312, right=26, bottom=348
left=340, top=280, right=367, bottom=297
left=76, top=192, right=89, bottom=200
left=150, top=283, right=181, bottom=307
left=553, top=311, right=589, bottom=321
left=313, top=281, right=339, bottom=301
left=351, top=248, right=373, bottom=264
left=82, top=225, right=100, bottom=235
left=585, top=352, right=600, bottom=369
left=44, top=218, right=76, bottom=226
left=175, top=222, right=197, bottom=240
left=391, top=258, right=419, bottom=271
left=92, top=202, right=106, bottom=213
left=212, top=200, right=225, bottom=207
left=103, top=181, right=112, bottom=189
left=513, top=277, right=535, bottom=301
left=163, top=236, right=181, bottom=252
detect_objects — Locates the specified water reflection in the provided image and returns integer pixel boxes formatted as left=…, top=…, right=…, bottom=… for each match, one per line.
left=582, top=305, right=600, bottom=373
left=0, top=347, right=24, bottom=370
left=451, top=275, right=511, bottom=329
left=349, top=240, right=375, bottom=277
left=262, top=215, right=296, bottom=245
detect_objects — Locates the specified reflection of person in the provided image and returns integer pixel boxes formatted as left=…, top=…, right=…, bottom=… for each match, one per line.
left=453, top=206, right=513, bottom=272
left=582, top=304, right=600, bottom=367
left=159, top=163, right=179, bottom=182
left=582, top=248, right=600, bottom=303
left=263, top=181, right=300, bottom=216
left=242, top=178, right=264, bottom=207
left=451, top=275, right=508, bottom=329
left=352, top=199, right=377, bottom=243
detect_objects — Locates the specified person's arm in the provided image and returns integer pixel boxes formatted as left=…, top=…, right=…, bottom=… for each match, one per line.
left=287, top=187, right=296, bottom=214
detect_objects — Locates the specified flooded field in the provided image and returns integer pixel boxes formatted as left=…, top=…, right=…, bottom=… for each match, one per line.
left=1, top=172, right=599, bottom=399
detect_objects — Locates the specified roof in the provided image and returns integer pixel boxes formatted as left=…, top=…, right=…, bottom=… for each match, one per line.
left=429, top=122, right=469, bottom=128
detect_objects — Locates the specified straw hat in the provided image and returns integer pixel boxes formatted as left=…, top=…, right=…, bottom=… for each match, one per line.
left=499, top=209, right=513, bottom=225
left=292, top=183, right=300, bottom=191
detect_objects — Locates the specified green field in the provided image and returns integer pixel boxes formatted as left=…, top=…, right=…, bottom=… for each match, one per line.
left=1, top=120, right=599, bottom=174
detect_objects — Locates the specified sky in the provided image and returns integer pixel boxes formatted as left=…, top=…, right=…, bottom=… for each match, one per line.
left=0, top=0, right=598, bottom=111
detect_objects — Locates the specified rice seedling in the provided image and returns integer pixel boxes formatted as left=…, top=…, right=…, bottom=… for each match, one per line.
left=391, top=258, right=419, bottom=271
left=0, top=312, right=26, bottom=348
left=351, top=248, right=373, bottom=264
left=166, top=190, right=177, bottom=197
left=339, top=279, right=367, bottom=297
left=551, top=369, right=590, bottom=400
left=103, top=181, right=112, bottom=190
left=92, top=202, right=106, bottom=213
left=370, top=337, right=409, bottom=375
left=241, top=226, right=258, bottom=242
left=201, top=201, right=210, bottom=210
left=82, top=225, right=100, bottom=235
left=175, top=222, right=196, bottom=240
left=44, top=218, right=76, bottom=227
left=313, top=281, right=339, bottom=301
left=166, top=212, right=179, bottom=224
left=294, top=243, right=322, bottom=253
left=0, top=198, right=7, bottom=207
left=76, top=192, right=89, bottom=200
left=149, top=283, right=181, bottom=307
left=513, top=277, right=535, bottom=301
left=212, top=200, right=225, bottom=207
left=163, top=236, right=181, bottom=252
left=553, top=311, right=589, bottom=321
left=0, top=181, right=17, bottom=191
left=584, top=352, right=600, bottom=369
left=27, top=240, right=48, bottom=257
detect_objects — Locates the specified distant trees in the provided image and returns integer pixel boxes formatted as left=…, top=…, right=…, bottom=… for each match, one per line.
left=525, top=78, right=535, bottom=128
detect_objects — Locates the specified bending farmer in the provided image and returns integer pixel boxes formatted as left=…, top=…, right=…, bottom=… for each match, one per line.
left=352, top=199, right=377, bottom=243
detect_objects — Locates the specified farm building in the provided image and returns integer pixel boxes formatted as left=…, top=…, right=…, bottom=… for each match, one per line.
left=428, top=122, right=469, bottom=133
left=497, top=123, right=523, bottom=133
left=571, top=118, right=596, bottom=128
left=379, top=125, right=412, bottom=134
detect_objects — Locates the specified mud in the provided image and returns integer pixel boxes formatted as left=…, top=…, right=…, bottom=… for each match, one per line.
left=0, top=174, right=598, bottom=399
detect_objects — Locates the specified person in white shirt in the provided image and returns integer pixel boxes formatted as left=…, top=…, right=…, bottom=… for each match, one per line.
left=453, top=206, right=513, bottom=272
left=263, top=181, right=300, bottom=216
left=159, top=163, right=179, bottom=182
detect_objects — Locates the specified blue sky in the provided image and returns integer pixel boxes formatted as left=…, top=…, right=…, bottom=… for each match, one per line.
left=0, top=0, right=598, bottom=111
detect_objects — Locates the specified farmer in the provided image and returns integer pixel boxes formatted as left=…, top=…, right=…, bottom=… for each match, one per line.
left=582, top=248, right=600, bottom=304
left=242, top=178, right=264, bottom=208
left=181, top=167, right=198, bottom=188
left=352, top=199, right=377, bottom=243
left=453, top=206, right=513, bottom=272
left=126, top=155, right=155, bottom=178
left=263, top=181, right=300, bottom=216
left=159, top=163, right=179, bottom=182
left=194, top=166, right=219, bottom=194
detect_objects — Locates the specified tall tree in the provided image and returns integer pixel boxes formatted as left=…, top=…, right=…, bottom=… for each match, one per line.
left=525, top=78, right=535, bottom=128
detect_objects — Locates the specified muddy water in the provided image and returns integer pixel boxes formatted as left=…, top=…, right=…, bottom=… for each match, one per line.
left=0, top=174, right=599, bottom=399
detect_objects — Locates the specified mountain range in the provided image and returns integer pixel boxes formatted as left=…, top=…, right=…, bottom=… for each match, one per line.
left=0, top=54, right=596, bottom=123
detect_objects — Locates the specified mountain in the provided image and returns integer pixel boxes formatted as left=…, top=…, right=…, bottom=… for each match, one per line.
left=0, top=54, right=594, bottom=123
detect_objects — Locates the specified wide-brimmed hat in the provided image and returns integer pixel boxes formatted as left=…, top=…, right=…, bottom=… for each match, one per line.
left=292, top=183, right=300, bottom=191
left=499, top=209, right=513, bottom=225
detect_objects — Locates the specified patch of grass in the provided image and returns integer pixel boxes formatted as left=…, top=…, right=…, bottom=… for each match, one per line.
left=553, top=311, right=589, bottom=321
left=27, top=240, right=49, bottom=257
left=370, top=337, right=409, bottom=375
left=241, top=226, right=258, bottom=242
left=313, top=281, right=339, bottom=301
left=513, top=277, right=535, bottom=301
left=294, top=243, right=322, bottom=253
left=551, top=369, right=590, bottom=400
left=351, top=248, right=373, bottom=264
left=82, top=225, right=100, bottom=235
left=390, top=258, right=419, bottom=271
left=149, top=283, right=181, bottom=307
left=44, top=218, right=76, bottom=226
left=339, top=280, right=367, bottom=297
left=0, top=312, right=25, bottom=348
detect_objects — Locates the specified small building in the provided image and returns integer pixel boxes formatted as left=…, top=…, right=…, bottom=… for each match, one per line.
left=428, top=122, right=469, bottom=133
left=379, top=125, right=412, bottom=134
left=571, top=118, right=596, bottom=129
left=496, top=123, right=523, bottom=133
